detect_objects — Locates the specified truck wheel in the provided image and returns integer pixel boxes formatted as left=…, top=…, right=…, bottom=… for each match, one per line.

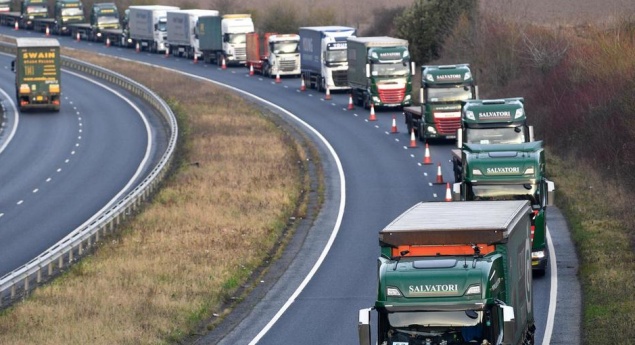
left=418, top=123, right=426, bottom=142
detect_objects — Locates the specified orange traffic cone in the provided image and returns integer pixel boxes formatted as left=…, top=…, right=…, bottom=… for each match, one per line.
left=369, top=104, right=377, bottom=121
left=221, top=57, right=227, bottom=70
left=300, top=78, right=306, bottom=91
left=445, top=183, right=452, bottom=202
left=45, top=26, right=50, bottom=36
left=193, top=53, right=198, bottom=63
left=390, top=115, right=398, bottom=133
left=275, top=71, right=281, bottom=83
left=76, top=32, right=80, bottom=41
left=135, top=42, right=140, bottom=53
left=422, top=143, right=432, bottom=165
left=347, top=94, right=354, bottom=110
left=249, top=64, right=254, bottom=76
left=165, top=47, right=169, bottom=58
left=14, top=21, right=18, bottom=30
left=106, top=37, right=111, bottom=47
left=435, top=163, right=444, bottom=184
left=409, top=128, right=417, bottom=148
left=325, top=86, right=331, bottom=100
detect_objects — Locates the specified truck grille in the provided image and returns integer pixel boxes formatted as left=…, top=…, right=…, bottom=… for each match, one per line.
left=378, top=88, right=406, bottom=105
left=279, top=60, right=297, bottom=72
left=435, top=117, right=461, bottom=135
left=235, top=47, right=246, bottom=59
left=332, top=70, right=348, bottom=87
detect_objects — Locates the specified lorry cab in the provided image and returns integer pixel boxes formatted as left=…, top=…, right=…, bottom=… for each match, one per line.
left=53, top=0, right=85, bottom=35
left=459, top=98, right=533, bottom=146
left=19, top=0, right=49, bottom=29
left=90, top=3, right=120, bottom=30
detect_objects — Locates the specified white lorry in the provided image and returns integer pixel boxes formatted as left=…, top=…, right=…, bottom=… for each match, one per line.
left=166, top=9, right=219, bottom=59
left=128, top=5, right=179, bottom=53
left=197, top=14, right=255, bottom=66
left=298, top=26, right=356, bottom=92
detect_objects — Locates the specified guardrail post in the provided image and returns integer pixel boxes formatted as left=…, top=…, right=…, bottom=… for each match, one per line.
left=69, top=248, right=73, bottom=263
left=24, top=276, right=29, bottom=293
left=79, top=240, right=83, bottom=255
left=48, top=262, right=53, bottom=276
left=37, top=268, right=42, bottom=284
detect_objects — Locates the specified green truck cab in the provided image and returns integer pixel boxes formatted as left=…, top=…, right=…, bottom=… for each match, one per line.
left=359, top=201, right=536, bottom=345
left=52, top=0, right=85, bottom=35
left=452, top=142, right=555, bottom=274
left=19, top=0, right=48, bottom=29
left=347, top=36, right=413, bottom=109
left=13, top=37, right=61, bottom=112
left=452, top=98, right=534, bottom=182
left=403, top=64, right=478, bottom=141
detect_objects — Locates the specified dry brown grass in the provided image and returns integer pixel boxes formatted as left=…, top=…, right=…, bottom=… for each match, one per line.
left=0, top=48, right=310, bottom=344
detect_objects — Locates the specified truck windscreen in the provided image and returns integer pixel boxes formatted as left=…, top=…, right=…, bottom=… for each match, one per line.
left=62, top=8, right=83, bottom=16
left=325, top=49, right=346, bottom=63
left=465, top=127, right=526, bottom=145
left=272, top=41, right=298, bottom=54
left=27, top=6, right=48, bottom=14
left=372, top=62, right=409, bottom=77
left=97, top=16, right=119, bottom=25
left=471, top=184, right=538, bottom=202
left=427, top=86, right=473, bottom=102
left=228, top=33, right=246, bottom=44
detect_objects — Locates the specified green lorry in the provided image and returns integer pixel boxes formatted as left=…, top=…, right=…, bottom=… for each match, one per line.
left=0, top=0, right=49, bottom=29
left=32, top=0, right=85, bottom=35
left=346, top=36, right=413, bottom=108
left=452, top=141, right=554, bottom=274
left=402, top=64, right=478, bottom=141
left=452, top=98, right=534, bottom=183
left=359, top=200, right=536, bottom=345
left=13, top=37, right=61, bottom=112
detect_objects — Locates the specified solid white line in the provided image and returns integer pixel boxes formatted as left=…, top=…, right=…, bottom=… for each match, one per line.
left=0, top=87, right=19, bottom=155
left=87, top=55, right=346, bottom=344
left=542, top=227, right=557, bottom=345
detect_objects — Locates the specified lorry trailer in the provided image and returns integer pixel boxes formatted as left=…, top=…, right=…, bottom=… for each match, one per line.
left=166, top=9, right=220, bottom=59
left=403, top=64, right=478, bottom=141
left=299, top=26, right=356, bottom=92
left=359, top=200, right=536, bottom=345
left=0, top=0, right=49, bottom=29
left=127, top=5, right=179, bottom=53
left=13, top=37, right=61, bottom=112
left=347, top=36, right=413, bottom=108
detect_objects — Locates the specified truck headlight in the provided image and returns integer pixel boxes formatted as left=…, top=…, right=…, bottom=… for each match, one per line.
left=465, top=110, right=475, bottom=120
left=425, top=73, right=434, bottom=82
left=524, top=167, right=534, bottom=174
left=466, top=284, right=481, bottom=295
left=532, top=251, right=545, bottom=259
left=386, top=287, right=402, bottom=297
left=515, top=108, right=525, bottom=119
left=404, top=94, right=411, bottom=101
left=472, top=169, right=483, bottom=176
left=464, top=71, right=472, bottom=80
left=427, top=126, right=436, bottom=134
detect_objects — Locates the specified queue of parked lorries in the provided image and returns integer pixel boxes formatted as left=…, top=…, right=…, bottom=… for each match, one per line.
left=3, top=1, right=554, bottom=344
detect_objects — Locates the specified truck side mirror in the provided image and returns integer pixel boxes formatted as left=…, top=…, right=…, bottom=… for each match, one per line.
left=546, top=180, right=555, bottom=206
left=223, top=33, right=229, bottom=43
left=11, top=60, right=15, bottom=72
left=358, top=308, right=372, bottom=345
left=457, top=128, right=463, bottom=148
left=365, top=64, right=370, bottom=78
left=501, top=305, right=516, bottom=344
left=452, top=183, right=462, bottom=201
left=528, top=126, right=535, bottom=142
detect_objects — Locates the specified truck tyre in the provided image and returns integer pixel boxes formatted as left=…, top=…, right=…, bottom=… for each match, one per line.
left=418, top=123, right=426, bottom=142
